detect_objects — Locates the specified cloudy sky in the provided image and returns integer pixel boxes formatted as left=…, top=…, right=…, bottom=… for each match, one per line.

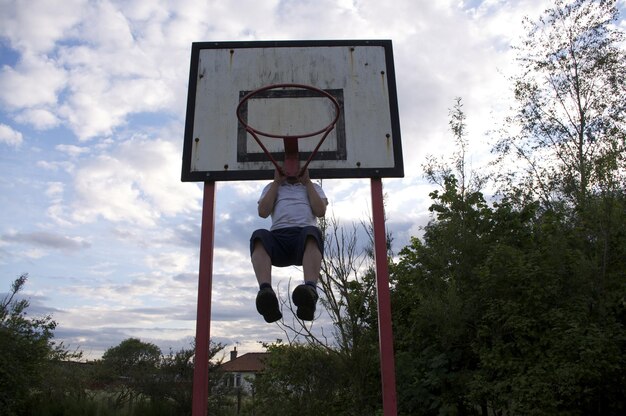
left=1, top=0, right=624, bottom=360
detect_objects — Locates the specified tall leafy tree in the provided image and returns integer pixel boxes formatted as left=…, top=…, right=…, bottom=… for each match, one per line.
left=491, top=4, right=626, bottom=411
left=393, top=98, right=495, bottom=415
left=496, top=0, right=625, bottom=208
left=494, top=4, right=626, bottom=411
left=319, top=215, right=383, bottom=413
left=96, top=338, right=227, bottom=415
left=393, top=91, right=625, bottom=415
left=98, top=337, right=162, bottom=407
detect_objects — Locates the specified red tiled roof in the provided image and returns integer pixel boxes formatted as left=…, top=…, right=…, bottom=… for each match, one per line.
left=219, top=352, right=268, bottom=373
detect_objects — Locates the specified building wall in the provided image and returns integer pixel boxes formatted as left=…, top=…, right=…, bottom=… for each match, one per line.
left=225, top=371, right=257, bottom=393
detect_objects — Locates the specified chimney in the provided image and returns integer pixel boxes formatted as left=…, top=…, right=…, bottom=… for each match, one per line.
left=230, top=346, right=238, bottom=361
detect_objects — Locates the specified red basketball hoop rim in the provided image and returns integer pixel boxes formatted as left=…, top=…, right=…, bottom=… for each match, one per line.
left=236, top=83, right=341, bottom=139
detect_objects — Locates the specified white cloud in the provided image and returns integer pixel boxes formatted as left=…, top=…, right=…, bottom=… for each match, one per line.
left=88, top=261, right=117, bottom=277
left=23, top=248, right=48, bottom=259
left=57, top=69, right=126, bottom=139
left=78, top=0, right=137, bottom=50
left=69, top=134, right=201, bottom=226
left=144, top=251, right=194, bottom=275
left=325, top=179, right=373, bottom=222
left=46, top=204, right=73, bottom=227
left=229, top=181, right=266, bottom=197
left=55, top=144, right=90, bottom=157
left=0, top=0, right=86, bottom=53
left=0, top=0, right=548, bottom=147
left=1, top=230, right=91, bottom=251
left=0, top=0, right=190, bottom=140
left=213, top=247, right=252, bottom=276
left=36, top=160, right=76, bottom=173
left=0, top=123, right=23, bottom=146
left=71, top=154, right=161, bottom=226
left=45, top=182, right=64, bottom=199
left=0, top=53, right=67, bottom=110
left=15, top=108, right=60, bottom=129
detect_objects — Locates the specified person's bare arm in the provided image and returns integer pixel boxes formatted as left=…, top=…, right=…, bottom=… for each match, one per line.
left=257, top=169, right=285, bottom=218
left=300, top=169, right=327, bottom=217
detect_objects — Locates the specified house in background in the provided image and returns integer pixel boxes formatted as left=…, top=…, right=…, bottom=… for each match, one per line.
left=219, top=347, right=268, bottom=393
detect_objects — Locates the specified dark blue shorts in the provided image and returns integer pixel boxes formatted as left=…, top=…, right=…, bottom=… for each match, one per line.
left=250, top=226, right=324, bottom=267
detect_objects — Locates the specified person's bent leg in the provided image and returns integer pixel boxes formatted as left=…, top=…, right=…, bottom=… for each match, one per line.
left=302, top=236, right=322, bottom=284
left=293, top=236, right=321, bottom=321
left=251, top=240, right=272, bottom=286
left=250, top=237, right=282, bottom=323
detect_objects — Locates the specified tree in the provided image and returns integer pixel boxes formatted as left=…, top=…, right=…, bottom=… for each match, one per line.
left=490, top=3, right=626, bottom=411
left=97, top=338, right=228, bottom=415
left=318, top=215, right=383, bottom=414
left=0, top=274, right=81, bottom=415
left=254, top=207, right=386, bottom=415
left=495, top=0, right=625, bottom=209
left=392, top=94, right=625, bottom=414
left=98, top=337, right=162, bottom=407
left=393, top=104, right=495, bottom=413
left=272, top=213, right=385, bottom=415
left=469, top=207, right=624, bottom=415
left=254, top=342, right=350, bottom=416
left=152, top=345, right=196, bottom=414
left=425, top=97, right=487, bottom=197
left=151, top=341, right=228, bottom=416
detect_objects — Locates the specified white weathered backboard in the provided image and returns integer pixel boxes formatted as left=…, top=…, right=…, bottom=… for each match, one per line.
left=181, top=40, right=403, bottom=181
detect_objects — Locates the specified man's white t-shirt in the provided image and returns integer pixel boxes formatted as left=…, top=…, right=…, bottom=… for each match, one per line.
left=260, top=182, right=327, bottom=231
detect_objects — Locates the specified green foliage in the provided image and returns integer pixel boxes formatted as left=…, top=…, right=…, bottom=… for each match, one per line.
left=94, top=338, right=228, bottom=415
left=273, top=214, right=383, bottom=415
left=102, top=337, right=162, bottom=371
left=97, top=337, right=162, bottom=407
left=393, top=6, right=626, bottom=407
left=394, top=172, right=625, bottom=414
left=148, top=345, right=196, bottom=414
left=254, top=342, right=352, bottom=416
left=319, top=216, right=383, bottom=413
left=0, top=274, right=82, bottom=416
left=392, top=175, right=498, bottom=415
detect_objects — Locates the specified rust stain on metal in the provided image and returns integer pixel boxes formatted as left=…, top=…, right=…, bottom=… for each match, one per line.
left=199, top=59, right=205, bottom=79
left=192, top=137, right=200, bottom=170
left=349, top=47, right=355, bottom=77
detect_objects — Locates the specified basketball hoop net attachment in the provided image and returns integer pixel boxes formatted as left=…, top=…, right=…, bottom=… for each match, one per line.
left=236, top=83, right=341, bottom=178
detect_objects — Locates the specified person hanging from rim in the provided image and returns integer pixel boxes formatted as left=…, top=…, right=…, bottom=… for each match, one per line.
left=250, top=163, right=327, bottom=323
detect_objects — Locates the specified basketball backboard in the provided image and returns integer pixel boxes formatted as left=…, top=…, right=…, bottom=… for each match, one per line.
left=181, top=40, right=403, bottom=181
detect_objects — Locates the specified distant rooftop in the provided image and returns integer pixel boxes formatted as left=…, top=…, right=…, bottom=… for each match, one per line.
left=219, top=352, right=268, bottom=373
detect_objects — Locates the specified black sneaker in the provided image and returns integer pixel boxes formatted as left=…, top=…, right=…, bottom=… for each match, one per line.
left=292, top=284, right=318, bottom=321
left=256, top=287, right=282, bottom=323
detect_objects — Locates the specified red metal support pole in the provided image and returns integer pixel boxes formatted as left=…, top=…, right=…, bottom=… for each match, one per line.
left=282, top=137, right=300, bottom=178
left=370, top=177, right=398, bottom=416
left=192, top=181, right=216, bottom=416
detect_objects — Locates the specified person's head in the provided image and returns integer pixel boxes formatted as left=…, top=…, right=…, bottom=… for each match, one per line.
left=282, top=161, right=302, bottom=183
